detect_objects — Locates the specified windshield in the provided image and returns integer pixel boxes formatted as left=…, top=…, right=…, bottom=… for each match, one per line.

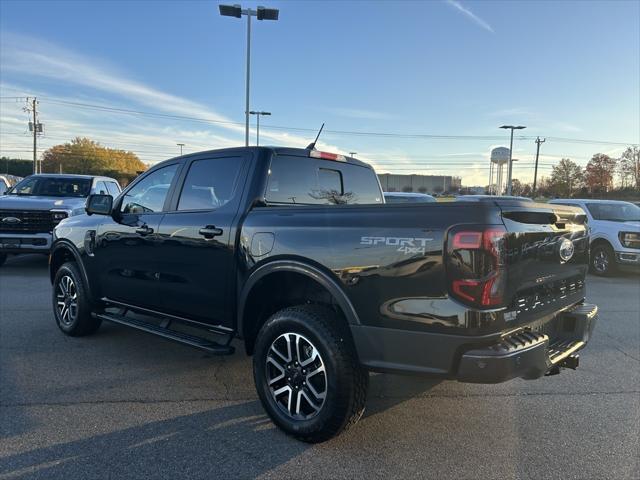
left=9, top=176, right=92, bottom=198
left=586, top=202, right=640, bottom=222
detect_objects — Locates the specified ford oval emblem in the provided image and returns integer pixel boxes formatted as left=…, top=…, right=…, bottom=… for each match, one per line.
left=559, top=238, right=575, bottom=262
left=1, top=216, right=21, bottom=224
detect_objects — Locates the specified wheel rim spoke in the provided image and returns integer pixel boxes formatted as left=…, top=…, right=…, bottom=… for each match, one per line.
left=300, top=390, right=322, bottom=413
left=266, top=356, right=286, bottom=385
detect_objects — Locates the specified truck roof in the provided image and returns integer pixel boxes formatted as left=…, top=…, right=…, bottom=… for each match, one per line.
left=172, top=146, right=373, bottom=169
left=24, top=173, right=115, bottom=180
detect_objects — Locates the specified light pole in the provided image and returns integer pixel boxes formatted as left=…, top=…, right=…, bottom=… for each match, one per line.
left=219, top=4, right=279, bottom=147
left=177, top=143, right=185, bottom=156
left=249, top=111, right=271, bottom=145
left=500, top=125, right=526, bottom=195
left=349, top=152, right=357, bottom=157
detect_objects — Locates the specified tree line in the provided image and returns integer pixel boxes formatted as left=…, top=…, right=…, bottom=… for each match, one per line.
left=1, top=138, right=147, bottom=186
left=502, top=147, right=639, bottom=199
left=41, top=137, right=147, bottom=185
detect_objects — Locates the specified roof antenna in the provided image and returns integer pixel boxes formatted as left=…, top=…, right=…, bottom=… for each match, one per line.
left=306, top=123, right=325, bottom=150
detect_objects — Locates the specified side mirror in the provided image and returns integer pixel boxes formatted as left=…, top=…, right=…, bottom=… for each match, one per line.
left=85, top=194, right=113, bottom=216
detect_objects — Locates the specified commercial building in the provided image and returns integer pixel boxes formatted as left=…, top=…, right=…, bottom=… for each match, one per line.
left=377, top=173, right=462, bottom=194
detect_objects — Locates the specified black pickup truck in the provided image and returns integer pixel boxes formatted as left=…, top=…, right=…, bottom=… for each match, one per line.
left=49, top=146, right=597, bottom=442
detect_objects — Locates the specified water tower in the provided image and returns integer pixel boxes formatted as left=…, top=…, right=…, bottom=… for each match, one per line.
left=489, top=147, right=510, bottom=195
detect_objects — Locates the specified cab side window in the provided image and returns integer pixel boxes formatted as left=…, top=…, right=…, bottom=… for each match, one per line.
left=177, top=157, right=243, bottom=211
left=106, top=181, right=121, bottom=197
left=121, top=164, right=179, bottom=214
left=94, top=181, right=108, bottom=195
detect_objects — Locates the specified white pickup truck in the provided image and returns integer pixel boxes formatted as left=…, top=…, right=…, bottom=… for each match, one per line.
left=550, top=199, right=640, bottom=275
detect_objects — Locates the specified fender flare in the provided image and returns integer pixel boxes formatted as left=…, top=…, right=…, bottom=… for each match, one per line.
left=237, top=259, right=361, bottom=339
left=589, top=234, right=615, bottom=249
left=49, top=240, right=94, bottom=300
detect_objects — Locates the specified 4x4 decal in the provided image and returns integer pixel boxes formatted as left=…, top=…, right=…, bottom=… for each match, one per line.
left=360, top=236, right=434, bottom=255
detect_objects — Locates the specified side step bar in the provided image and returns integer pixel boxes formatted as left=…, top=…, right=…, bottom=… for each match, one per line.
left=95, top=312, right=235, bottom=355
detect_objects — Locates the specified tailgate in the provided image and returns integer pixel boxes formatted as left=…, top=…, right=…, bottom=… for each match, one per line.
left=500, top=202, right=589, bottom=322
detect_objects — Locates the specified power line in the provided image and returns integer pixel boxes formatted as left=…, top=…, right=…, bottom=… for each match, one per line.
left=28, top=96, right=638, bottom=146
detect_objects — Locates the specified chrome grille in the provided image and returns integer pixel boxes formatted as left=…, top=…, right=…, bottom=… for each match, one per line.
left=0, top=210, right=55, bottom=233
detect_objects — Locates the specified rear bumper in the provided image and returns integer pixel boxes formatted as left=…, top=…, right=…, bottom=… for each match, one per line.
left=0, top=233, right=52, bottom=253
left=457, top=304, right=597, bottom=383
left=351, top=303, right=597, bottom=383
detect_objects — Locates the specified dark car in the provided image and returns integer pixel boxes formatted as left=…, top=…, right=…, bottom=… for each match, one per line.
left=49, top=147, right=596, bottom=442
left=384, top=192, right=437, bottom=203
left=456, top=195, right=534, bottom=203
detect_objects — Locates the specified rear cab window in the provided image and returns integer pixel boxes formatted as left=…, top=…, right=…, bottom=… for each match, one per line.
left=266, top=155, right=382, bottom=205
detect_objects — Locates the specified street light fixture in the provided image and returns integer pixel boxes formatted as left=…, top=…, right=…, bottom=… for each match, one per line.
left=177, top=143, right=185, bottom=156
left=249, top=111, right=271, bottom=146
left=500, top=125, right=526, bottom=195
left=219, top=4, right=279, bottom=147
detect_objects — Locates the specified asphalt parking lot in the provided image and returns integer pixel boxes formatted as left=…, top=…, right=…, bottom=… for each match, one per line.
left=1, top=254, right=638, bottom=480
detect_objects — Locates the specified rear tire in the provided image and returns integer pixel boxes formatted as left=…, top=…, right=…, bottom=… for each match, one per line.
left=590, top=243, right=616, bottom=276
left=53, top=262, right=101, bottom=336
left=0, top=253, right=7, bottom=267
left=253, top=305, right=368, bottom=443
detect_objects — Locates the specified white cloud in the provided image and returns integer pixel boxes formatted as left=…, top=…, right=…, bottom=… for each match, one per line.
left=446, top=0, right=494, bottom=34
left=0, top=33, right=345, bottom=155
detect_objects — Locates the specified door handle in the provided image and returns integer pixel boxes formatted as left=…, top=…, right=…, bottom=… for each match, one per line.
left=135, top=225, right=154, bottom=236
left=198, top=226, right=223, bottom=239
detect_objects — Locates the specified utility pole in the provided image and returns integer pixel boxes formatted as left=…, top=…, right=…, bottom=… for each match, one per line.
left=177, top=143, right=185, bottom=156
left=532, top=137, right=546, bottom=198
left=25, top=97, right=44, bottom=174
left=30, top=98, right=38, bottom=174
left=349, top=152, right=357, bottom=157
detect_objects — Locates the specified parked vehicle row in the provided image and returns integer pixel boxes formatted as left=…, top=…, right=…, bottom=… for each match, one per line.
left=549, top=199, right=640, bottom=275
left=46, top=146, right=597, bottom=442
left=0, top=174, right=121, bottom=266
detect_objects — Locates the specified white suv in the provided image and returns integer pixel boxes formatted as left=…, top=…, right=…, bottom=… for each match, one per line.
left=549, top=199, right=640, bottom=275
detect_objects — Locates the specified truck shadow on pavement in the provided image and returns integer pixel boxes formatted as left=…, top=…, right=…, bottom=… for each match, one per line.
left=1, top=375, right=440, bottom=480
left=1, top=401, right=308, bottom=479
left=365, top=373, right=441, bottom=418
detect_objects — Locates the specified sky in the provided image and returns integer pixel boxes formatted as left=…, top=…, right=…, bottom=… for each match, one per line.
left=1, top=0, right=638, bottom=186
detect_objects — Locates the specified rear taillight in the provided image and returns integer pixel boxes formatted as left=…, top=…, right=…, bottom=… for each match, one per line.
left=447, top=226, right=507, bottom=308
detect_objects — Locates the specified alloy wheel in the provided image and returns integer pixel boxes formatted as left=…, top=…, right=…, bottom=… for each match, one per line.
left=266, top=332, right=327, bottom=420
left=593, top=249, right=609, bottom=274
left=56, top=275, right=78, bottom=326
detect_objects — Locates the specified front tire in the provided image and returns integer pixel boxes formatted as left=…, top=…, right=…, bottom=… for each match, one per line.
left=53, top=262, right=101, bottom=336
left=590, top=243, right=616, bottom=276
left=253, top=305, right=368, bottom=443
